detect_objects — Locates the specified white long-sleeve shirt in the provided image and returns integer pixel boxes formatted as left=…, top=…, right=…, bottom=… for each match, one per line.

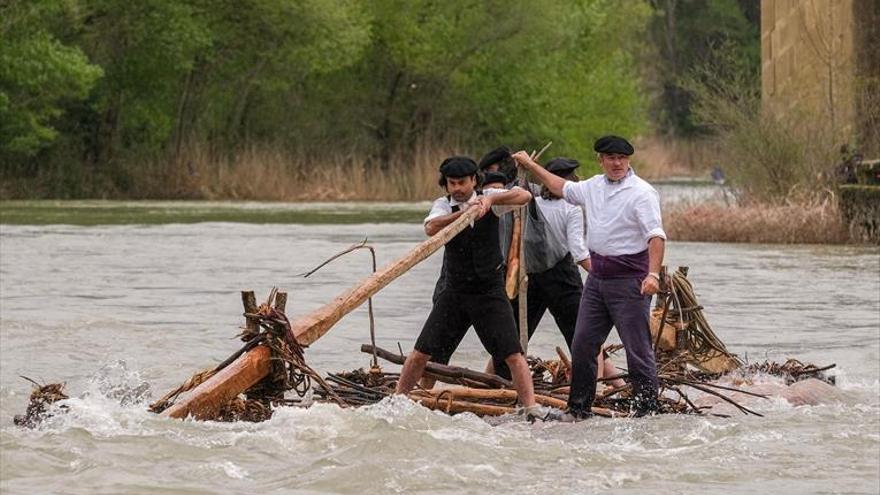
left=562, top=170, right=666, bottom=256
left=424, top=187, right=523, bottom=224
left=534, top=196, right=589, bottom=263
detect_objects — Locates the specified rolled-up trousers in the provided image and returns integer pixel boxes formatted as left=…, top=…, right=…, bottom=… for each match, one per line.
left=567, top=275, right=659, bottom=414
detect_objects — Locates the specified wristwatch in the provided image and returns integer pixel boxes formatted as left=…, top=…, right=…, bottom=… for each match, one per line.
left=648, top=272, right=660, bottom=281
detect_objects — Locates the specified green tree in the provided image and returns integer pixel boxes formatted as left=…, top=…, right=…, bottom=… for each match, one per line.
left=188, top=0, right=371, bottom=147
left=295, top=0, right=650, bottom=167
left=72, top=0, right=212, bottom=165
left=645, top=0, right=759, bottom=136
left=0, top=1, right=102, bottom=157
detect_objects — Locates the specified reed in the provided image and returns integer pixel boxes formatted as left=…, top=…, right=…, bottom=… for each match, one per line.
left=1, top=140, right=467, bottom=202
left=664, top=198, right=852, bottom=244
left=127, top=142, right=456, bottom=202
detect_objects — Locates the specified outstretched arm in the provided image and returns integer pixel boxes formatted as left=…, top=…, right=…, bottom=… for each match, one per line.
left=425, top=210, right=464, bottom=236
left=487, top=186, right=531, bottom=207
left=470, top=186, right=532, bottom=218
left=511, top=151, right=568, bottom=198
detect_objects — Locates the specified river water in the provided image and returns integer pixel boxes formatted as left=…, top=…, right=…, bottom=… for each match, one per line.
left=1, top=202, right=878, bottom=494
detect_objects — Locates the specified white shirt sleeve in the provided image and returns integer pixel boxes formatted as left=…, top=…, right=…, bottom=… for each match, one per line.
left=484, top=186, right=526, bottom=216
left=565, top=204, right=590, bottom=262
left=424, top=197, right=452, bottom=224
left=562, top=180, right=589, bottom=207
left=635, top=190, right=667, bottom=242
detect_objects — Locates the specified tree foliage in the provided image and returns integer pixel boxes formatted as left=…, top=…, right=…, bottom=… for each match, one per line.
left=644, top=0, right=759, bottom=137
left=0, top=1, right=102, bottom=155
left=1, top=0, right=652, bottom=193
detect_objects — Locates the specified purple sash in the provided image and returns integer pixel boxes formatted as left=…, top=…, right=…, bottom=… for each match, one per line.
left=589, top=250, right=649, bottom=279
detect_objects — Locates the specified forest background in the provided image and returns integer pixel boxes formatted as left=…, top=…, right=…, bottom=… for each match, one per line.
left=2, top=0, right=767, bottom=202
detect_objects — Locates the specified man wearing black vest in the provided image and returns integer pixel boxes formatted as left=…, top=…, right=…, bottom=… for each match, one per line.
left=395, top=156, right=539, bottom=413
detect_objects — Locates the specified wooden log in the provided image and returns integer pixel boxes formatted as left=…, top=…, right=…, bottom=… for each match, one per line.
left=517, top=214, right=528, bottom=352
left=411, top=389, right=615, bottom=418
left=555, top=346, right=572, bottom=375
left=162, top=346, right=271, bottom=419
left=362, top=344, right=513, bottom=389
left=505, top=209, right=522, bottom=299
left=589, top=407, right=615, bottom=418
left=274, top=291, right=287, bottom=312
left=162, top=208, right=481, bottom=420
left=409, top=391, right=515, bottom=416
left=241, top=291, right=259, bottom=334
left=438, top=386, right=568, bottom=409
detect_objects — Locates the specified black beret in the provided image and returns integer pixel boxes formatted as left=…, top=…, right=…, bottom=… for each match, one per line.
left=593, top=135, right=634, bottom=156
left=439, top=156, right=478, bottom=178
left=478, top=146, right=511, bottom=170
left=482, top=171, right=508, bottom=186
left=545, top=157, right=579, bottom=176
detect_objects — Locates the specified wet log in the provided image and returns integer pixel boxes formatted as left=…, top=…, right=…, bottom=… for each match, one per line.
left=162, top=208, right=481, bottom=420
left=163, top=346, right=271, bottom=419
left=274, top=291, right=287, bottom=312
left=410, top=388, right=615, bottom=418
left=438, top=386, right=567, bottom=409
left=410, top=391, right=515, bottom=416
left=241, top=291, right=259, bottom=335
left=555, top=346, right=572, bottom=376
left=517, top=213, right=528, bottom=352
left=362, top=344, right=513, bottom=389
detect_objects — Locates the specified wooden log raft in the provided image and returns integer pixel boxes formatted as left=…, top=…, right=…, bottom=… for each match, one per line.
left=162, top=207, right=482, bottom=420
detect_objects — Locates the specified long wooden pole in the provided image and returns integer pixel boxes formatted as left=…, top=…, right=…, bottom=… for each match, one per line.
left=162, top=208, right=481, bottom=419
left=291, top=206, right=479, bottom=345
left=510, top=143, right=549, bottom=353
left=516, top=165, right=530, bottom=352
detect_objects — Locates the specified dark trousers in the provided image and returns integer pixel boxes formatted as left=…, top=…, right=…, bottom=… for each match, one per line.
left=415, top=283, right=522, bottom=364
left=494, top=255, right=582, bottom=379
left=568, top=276, right=659, bottom=415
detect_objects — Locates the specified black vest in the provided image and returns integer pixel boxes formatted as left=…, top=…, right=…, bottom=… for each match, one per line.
left=444, top=193, right=504, bottom=290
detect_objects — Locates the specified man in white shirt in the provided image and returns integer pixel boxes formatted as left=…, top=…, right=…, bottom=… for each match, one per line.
left=513, top=136, right=666, bottom=418
left=395, top=156, right=543, bottom=417
left=491, top=157, right=591, bottom=379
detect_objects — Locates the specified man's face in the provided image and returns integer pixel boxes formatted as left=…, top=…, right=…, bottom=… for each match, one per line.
left=446, top=175, right=477, bottom=202
left=599, top=153, right=630, bottom=181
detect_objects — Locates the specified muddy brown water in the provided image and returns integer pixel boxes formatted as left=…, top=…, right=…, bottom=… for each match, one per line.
left=1, top=201, right=878, bottom=494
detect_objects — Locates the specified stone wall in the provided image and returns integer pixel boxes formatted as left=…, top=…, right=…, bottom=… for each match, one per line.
left=853, top=0, right=880, bottom=156
left=761, top=0, right=855, bottom=133
left=761, top=0, right=879, bottom=155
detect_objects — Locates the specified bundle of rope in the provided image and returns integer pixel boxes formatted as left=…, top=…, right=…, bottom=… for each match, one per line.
left=655, top=267, right=742, bottom=375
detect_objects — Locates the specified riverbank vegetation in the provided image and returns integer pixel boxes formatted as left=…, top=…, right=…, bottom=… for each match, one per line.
left=1, top=0, right=649, bottom=199
left=664, top=201, right=852, bottom=244
left=658, top=3, right=879, bottom=244
left=2, top=1, right=876, bottom=244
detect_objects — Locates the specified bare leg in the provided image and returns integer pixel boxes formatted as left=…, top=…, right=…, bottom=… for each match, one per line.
left=418, top=376, right=437, bottom=390
left=395, top=350, right=431, bottom=395
left=504, top=353, right=536, bottom=407
left=600, top=352, right=626, bottom=388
